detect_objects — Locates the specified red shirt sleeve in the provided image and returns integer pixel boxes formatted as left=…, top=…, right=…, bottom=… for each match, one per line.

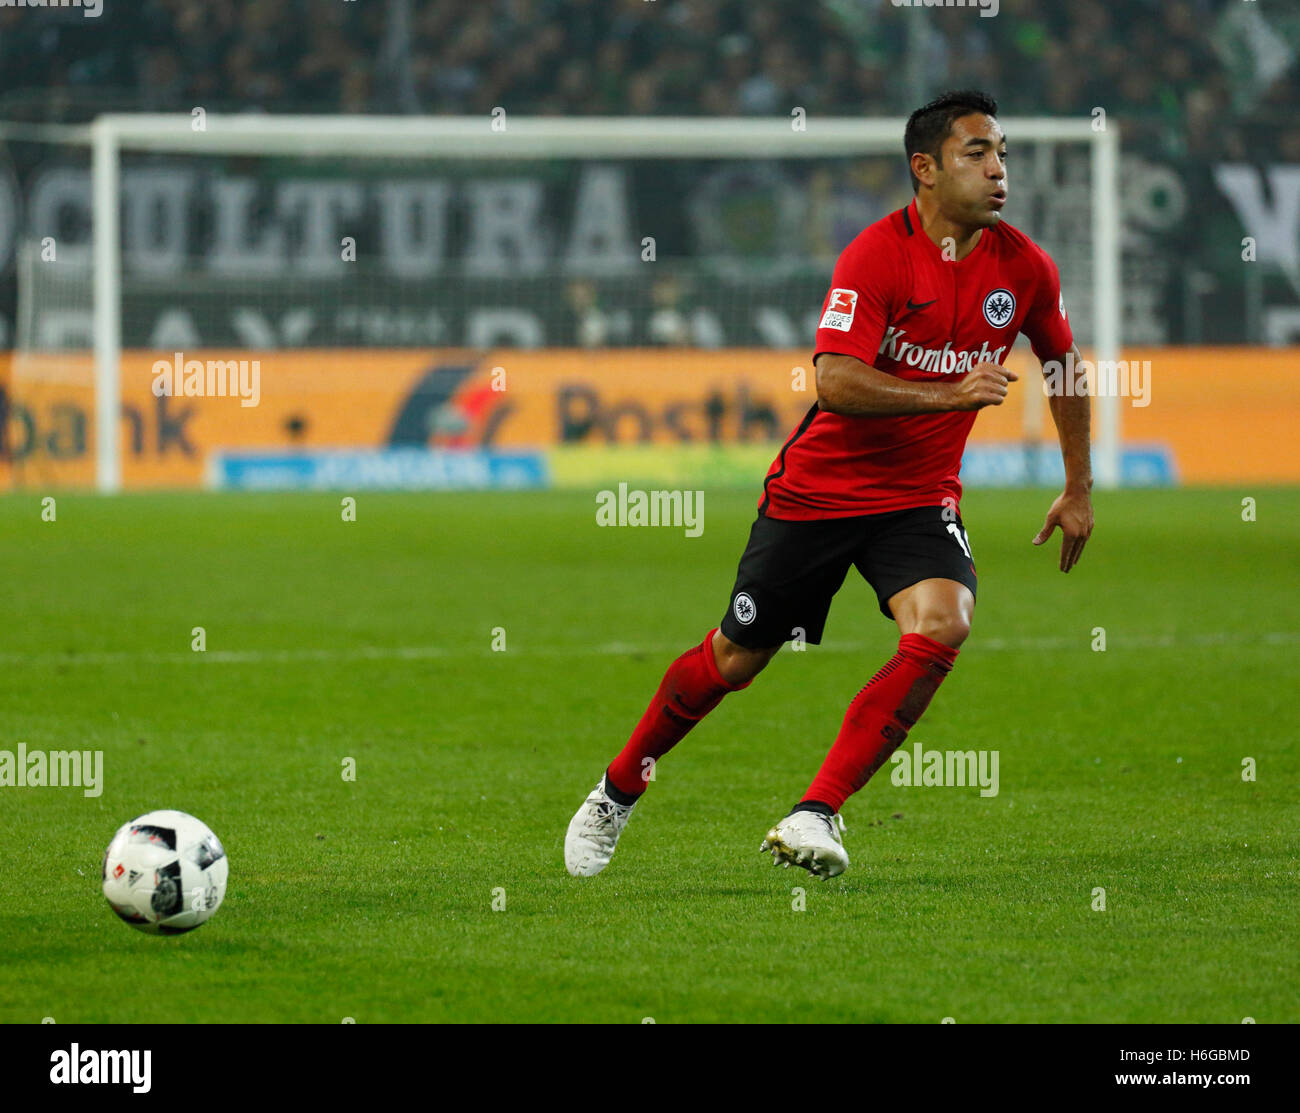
left=812, top=229, right=896, bottom=368
left=1021, top=248, right=1074, bottom=360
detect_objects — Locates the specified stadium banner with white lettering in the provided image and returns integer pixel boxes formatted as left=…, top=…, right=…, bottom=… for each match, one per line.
left=2, top=348, right=1297, bottom=490
left=1, top=145, right=1297, bottom=348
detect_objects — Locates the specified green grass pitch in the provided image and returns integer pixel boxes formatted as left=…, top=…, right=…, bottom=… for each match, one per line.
left=1, top=485, right=1296, bottom=1023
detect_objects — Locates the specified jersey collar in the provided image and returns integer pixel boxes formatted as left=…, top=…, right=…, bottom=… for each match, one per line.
left=904, top=197, right=989, bottom=264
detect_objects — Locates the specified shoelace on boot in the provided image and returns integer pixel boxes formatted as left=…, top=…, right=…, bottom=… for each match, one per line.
left=819, top=813, right=846, bottom=840
left=584, top=801, right=631, bottom=845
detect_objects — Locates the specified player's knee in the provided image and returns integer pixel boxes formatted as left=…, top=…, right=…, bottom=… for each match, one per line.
left=712, top=632, right=779, bottom=686
left=911, top=613, right=971, bottom=649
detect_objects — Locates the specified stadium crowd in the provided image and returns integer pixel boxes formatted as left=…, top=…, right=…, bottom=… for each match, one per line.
left=0, top=0, right=1295, bottom=159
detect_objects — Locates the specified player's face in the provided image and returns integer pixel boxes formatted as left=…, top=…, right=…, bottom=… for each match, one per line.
left=934, top=114, right=1008, bottom=228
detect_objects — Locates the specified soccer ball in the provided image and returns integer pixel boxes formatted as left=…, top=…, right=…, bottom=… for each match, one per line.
left=102, top=810, right=228, bottom=935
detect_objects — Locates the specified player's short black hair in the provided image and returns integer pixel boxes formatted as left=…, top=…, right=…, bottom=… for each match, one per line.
left=904, top=90, right=1000, bottom=193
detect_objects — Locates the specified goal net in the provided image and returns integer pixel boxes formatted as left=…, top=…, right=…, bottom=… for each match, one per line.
left=2, top=114, right=1121, bottom=493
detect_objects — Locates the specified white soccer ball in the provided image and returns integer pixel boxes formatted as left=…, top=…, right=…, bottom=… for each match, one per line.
left=102, top=810, right=228, bottom=935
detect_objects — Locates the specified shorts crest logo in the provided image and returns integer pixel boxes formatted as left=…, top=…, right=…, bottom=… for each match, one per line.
left=819, top=288, right=858, bottom=332
left=733, top=592, right=757, bottom=625
left=982, top=288, right=1016, bottom=328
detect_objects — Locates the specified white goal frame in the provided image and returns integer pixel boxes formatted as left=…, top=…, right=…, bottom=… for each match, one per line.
left=86, top=114, right=1121, bottom=493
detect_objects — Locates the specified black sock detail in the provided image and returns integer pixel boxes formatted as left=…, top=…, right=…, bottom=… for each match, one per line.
left=790, top=799, right=834, bottom=817
left=603, top=769, right=642, bottom=806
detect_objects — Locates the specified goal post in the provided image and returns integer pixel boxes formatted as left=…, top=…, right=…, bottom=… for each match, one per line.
left=74, top=113, right=1121, bottom=493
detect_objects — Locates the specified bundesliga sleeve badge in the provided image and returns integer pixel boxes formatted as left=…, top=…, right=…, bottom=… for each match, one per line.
left=819, top=288, right=858, bottom=331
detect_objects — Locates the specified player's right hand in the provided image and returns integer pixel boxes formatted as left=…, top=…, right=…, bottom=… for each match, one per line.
left=951, top=362, right=1018, bottom=410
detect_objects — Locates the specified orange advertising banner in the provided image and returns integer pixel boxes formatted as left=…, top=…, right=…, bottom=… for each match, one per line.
left=1, top=347, right=1297, bottom=489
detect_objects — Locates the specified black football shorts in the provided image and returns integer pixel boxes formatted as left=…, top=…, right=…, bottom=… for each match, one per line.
left=718, top=505, right=978, bottom=650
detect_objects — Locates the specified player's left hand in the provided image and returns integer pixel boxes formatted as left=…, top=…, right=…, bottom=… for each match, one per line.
left=1032, top=489, right=1093, bottom=573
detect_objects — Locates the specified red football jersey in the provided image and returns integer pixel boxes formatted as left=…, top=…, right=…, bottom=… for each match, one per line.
left=760, top=198, right=1074, bottom=519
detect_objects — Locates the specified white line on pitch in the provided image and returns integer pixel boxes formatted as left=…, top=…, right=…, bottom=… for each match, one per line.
left=1, top=630, right=1297, bottom=668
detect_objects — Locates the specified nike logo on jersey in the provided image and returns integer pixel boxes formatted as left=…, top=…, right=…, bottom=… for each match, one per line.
left=906, top=298, right=938, bottom=311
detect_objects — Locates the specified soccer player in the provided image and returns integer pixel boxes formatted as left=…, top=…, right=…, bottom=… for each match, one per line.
left=565, top=90, right=1094, bottom=879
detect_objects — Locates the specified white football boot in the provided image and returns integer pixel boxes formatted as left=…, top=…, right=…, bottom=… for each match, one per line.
left=565, top=776, right=637, bottom=877
left=760, top=810, right=849, bottom=879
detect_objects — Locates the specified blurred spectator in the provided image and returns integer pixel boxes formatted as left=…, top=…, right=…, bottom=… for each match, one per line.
left=567, top=279, right=610, bottom=348
left=647, top=275, right=690, bottom=346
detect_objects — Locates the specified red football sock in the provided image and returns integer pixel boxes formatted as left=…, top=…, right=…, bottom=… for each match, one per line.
left=801, top=632, right=959, bottom=812
left=606, top=629, right=750, bottom=797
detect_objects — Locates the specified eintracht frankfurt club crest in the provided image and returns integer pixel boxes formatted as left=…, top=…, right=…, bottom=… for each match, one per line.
left=982, top=288, right=1015, bottom=327
left=733, top=592, right=756, bottom=625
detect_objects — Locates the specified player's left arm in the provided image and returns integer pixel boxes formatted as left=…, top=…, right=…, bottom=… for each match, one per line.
left=1033, top=340, right=1093, bottom=573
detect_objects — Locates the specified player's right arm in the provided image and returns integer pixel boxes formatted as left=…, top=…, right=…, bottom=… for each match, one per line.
left=815, top=352, right=1018, bottom=416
